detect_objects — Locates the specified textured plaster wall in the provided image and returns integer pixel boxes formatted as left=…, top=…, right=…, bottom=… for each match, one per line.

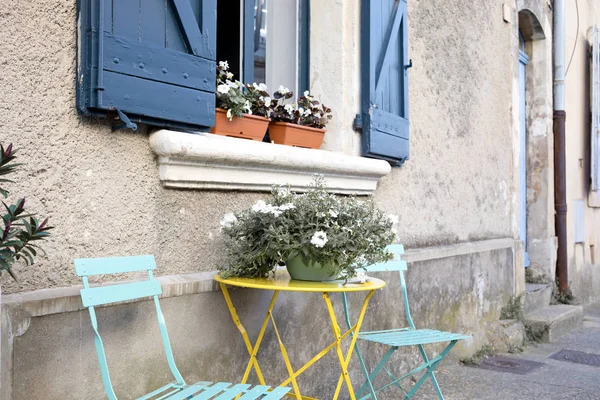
left=0, top=1, right=264, bottom=294
left=0, top=0, right=518, bottom=294
left=375, top=0, right=516, bottom=248
left=565, top=0, right=600, bottom=301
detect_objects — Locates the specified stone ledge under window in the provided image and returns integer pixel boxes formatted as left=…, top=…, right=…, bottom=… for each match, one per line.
left=149, top=129, right=391, bottom=194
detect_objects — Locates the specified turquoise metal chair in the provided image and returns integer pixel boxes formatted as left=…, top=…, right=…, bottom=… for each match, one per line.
left=75, top=255, right=291, bottom=400
left=342, top=245, right=470, bottom=400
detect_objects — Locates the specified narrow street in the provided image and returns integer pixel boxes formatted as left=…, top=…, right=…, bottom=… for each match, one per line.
left=413, top=301, right=600, bottom=399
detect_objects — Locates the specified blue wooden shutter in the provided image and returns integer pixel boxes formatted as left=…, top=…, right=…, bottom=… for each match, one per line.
left=358, top=0, right=410, bottom=165
left=77, top=0, right=216, bottom=131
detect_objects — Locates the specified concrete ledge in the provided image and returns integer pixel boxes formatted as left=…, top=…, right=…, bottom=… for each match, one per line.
left=1, top=271, right=219, bottom=318
left=403, top=238, right=515, bottom=263
left=149, top=129, right=391, bottom=195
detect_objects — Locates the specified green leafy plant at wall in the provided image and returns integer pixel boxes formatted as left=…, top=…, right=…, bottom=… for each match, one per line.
left=0, top=144, right=52, bottom=281
left=218, top=175, right=397, bottom=279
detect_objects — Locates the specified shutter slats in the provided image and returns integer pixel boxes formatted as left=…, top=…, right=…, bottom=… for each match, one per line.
left=77, top=0, right=216, bottom=131
left=172, top=0, right=206, bottom=57
left=103, top=71, right=214, bottom=126
left=360, top=0, right=410, bottom=165
left=103, top=33, right=215, bottom=92
left=113, top=0, right=140, bottom=40
left=140, top=0, right=166, bottom=47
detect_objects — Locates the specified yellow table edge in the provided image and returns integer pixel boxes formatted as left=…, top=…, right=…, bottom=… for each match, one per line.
left=214, top=268, right=386, bottom=292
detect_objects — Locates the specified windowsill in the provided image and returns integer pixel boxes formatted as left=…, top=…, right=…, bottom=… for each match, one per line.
left=149, top=130, right=391, bottom=194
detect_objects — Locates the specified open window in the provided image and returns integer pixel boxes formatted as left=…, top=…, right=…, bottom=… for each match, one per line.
left=216, top=0, right=310, bottom=95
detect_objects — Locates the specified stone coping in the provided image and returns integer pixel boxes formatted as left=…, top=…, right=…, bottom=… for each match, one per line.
left=149, top=129, right=391, bottom=195
left=0, top=238, right=515, bottom=318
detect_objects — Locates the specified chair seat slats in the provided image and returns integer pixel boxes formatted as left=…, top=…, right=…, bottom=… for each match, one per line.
left=192, top=382, right=238, bottom=399
left=237, top=385, right=273, bottom=400
left=137, top=382, right=179, bottom=400
left=212, top=384, right=252, bottom=400
left=80, top=280, right=162, bottom=307
left=260, top=387, right=293, bottom=399
left=359, top=329, right=470, bottom=347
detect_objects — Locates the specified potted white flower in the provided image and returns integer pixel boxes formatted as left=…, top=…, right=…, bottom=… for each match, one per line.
left=219, top=176, right=398, bottom=281
left=267, top=88, right=333, bottom=149
left=210, top=61, right=271, bottom=141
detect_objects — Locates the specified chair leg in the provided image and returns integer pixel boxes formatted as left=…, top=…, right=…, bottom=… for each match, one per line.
left=417, top=343, right=443, bottom=399
left=405, top=340, right=458, bottom=400
left=354, top=343, right=378, bottom=400
left=356, top=346, right=397, bottom=400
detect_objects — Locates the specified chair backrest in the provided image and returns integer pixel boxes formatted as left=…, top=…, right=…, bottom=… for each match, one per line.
left=75, top=255, right=185, bottom=400
left=343, top=244, right=416, bottom=330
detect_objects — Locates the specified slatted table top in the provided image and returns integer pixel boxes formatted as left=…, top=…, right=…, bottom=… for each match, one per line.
left=214, top=268, right=385, bottom=293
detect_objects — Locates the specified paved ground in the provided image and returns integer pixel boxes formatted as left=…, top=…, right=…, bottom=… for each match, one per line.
left=405, top=301, right=600, bottom=399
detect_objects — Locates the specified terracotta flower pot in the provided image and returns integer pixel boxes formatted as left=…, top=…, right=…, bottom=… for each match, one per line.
left=268, top=122, right=325, bottom=149
left=210, top=108, right=269, bottom=141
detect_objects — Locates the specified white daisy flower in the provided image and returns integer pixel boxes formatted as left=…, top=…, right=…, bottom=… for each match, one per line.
left=310, top=231, right=328, bottom=248
left=220, top=213, right=237, bottom=228
left=217, top=84, right=230, bottom=94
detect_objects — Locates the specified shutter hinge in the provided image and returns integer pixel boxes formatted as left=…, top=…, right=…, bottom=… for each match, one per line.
left=353, top=114, right=363, bottom=130
left=112, top=109, right=138, bottom=132
left=404, top=59, right=413, bottom=70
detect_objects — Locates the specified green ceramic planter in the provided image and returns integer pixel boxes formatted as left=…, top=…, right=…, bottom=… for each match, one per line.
left=285, top=256, right=338, bottom=281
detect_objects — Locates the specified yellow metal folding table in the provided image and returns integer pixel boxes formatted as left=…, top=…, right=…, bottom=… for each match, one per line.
left=214, top=269, right=386, bottom=400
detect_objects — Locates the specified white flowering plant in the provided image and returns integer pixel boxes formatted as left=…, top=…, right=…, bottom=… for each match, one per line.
left=269, top=88, right=333, bottom=129
left=245, top=82, right=272, bottom=118
left=219, top=176, right=397, bottom=279
left=216, top=61, right=251, bottom=120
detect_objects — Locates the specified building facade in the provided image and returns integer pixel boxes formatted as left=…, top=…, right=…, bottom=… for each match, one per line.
left=0, top=0, right=594, bottom=398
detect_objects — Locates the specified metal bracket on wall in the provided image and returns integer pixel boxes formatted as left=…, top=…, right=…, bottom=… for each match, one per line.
left=353, top=114, right=363, bottom=130
left=112, top=109, right=138, bottom=132
left=404, top=59, right=413, bottom=70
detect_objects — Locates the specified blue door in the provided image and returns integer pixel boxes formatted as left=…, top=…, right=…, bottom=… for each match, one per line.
left=519, top=36, right=530, bottom=267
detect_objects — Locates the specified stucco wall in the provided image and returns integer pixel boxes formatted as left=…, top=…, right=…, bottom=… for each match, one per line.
left=565, top=0, right=600, bottom=302
left=0, top=0, right=518, bottom=294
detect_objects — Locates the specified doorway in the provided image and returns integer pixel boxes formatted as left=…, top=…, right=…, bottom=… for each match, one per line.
left=519, top=32, right=530, bottom=267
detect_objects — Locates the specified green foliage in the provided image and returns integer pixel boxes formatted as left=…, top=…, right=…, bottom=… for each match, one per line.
left=525, top=324, right=547, bottom=344
left=269, top=88, right=333, bottom=129
left=215, top=59, right=333, bottom=128
left=216, top=61, right=251, bottom=120
left=551, top=282, right=576, bottom=305
left=244, top=82, right=271, bottom=117
left=525, top=268, right=549, bottom=284
left=500, top=294, right=524, bottom=321
left=219, top=176, right=397, bottom=279
left=460, top=344, right=496, bottom=365
left=0, top=144, right=52, bottom=282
